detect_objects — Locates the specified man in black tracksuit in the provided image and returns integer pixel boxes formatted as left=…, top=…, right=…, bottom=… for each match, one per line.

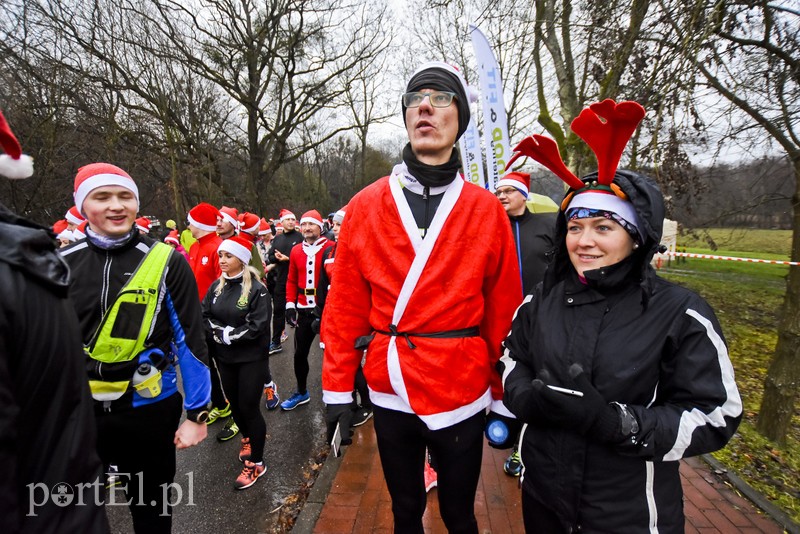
left=267, top=210, right=302, bottom=354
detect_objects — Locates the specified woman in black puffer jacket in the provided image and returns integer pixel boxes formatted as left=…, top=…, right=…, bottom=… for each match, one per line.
left=500, top=101, right=742, bottom=533
left=202, top=235, right=271, bottom=490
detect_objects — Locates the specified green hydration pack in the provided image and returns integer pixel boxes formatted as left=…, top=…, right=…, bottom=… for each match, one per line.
left=86, top=242, right=173, bottom=401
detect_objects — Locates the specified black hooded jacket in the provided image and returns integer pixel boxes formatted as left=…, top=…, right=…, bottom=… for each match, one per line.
left=500, top=171, right=742, bottom=533
left=0, top=204, right=108, bottom=533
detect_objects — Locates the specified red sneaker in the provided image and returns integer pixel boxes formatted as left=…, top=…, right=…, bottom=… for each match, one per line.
left=424, top=460, right=438, bottom=493
left=234, top=461, right=265, bottom=490
left=238, top=437, right=251, bottom=462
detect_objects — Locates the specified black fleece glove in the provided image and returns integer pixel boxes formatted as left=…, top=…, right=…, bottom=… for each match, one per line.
left=311, top=318, right=321, bottom=335
left=286, top=308, right=298, bottom=328
left=525, top=364, right=609, bottom=434
left=326, top=403, right=354, bottom=445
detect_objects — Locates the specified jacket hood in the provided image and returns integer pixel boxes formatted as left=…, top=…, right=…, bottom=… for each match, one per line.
left=544, top=169, right=665, bottom=298
left=0, top=203, right=71, bottom=293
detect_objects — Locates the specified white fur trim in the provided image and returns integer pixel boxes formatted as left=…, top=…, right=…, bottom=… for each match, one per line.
left=218, top=239, right=251, bottom=264
left=220, top=211, right=239, bottom=229
left=74, top=172, right=139, bottom=213
left=0, top=154, right=33, bottom=180
left=187, top=214, right=216, bottom=232
left=566, top=191, right=641, bottom=235
left=280, top=211, right=296, bottom=221
left=65, top=210, right=84, bottom=225
left=300, top=216, right=324, bottom=229
left=496, top=177, right=529, bottom=197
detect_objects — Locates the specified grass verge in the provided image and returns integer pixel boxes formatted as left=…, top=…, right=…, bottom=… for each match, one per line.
left=662, top=228, right=799, bottom=524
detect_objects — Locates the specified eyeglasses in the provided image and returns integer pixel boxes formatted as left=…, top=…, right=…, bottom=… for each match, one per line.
left=494, top=187, right=519, bottom=197
left=402, top=91, right=457, bottom=108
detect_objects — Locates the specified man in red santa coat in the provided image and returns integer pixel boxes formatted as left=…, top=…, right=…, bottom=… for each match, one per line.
left=321, top=62, right=522, bottom=533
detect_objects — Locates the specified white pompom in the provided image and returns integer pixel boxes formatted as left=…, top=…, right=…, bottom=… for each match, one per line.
left=0, top=154, right=34, bottom=179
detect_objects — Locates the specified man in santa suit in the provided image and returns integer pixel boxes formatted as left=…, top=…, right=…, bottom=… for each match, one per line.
left=187, top=202, right=222, bottom=301
left=280, top=210, right=334, bottom=411
left=321, top=62, right=521, bottom=533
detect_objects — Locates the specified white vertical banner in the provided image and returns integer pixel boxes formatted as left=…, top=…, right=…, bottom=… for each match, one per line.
left=459, top=117, right=487, bottom=189
left=469, top=24, right=510, bottom=193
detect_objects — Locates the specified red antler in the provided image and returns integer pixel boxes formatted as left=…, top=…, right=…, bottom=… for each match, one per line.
left=506, top=134, right=584, bottom=190
left=570, top=99, right=645, bottom=185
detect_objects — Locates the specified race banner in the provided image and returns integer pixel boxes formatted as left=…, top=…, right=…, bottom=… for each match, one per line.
left=469, top=24, right=510, bottom=192
left=459, top=116, right=486, bottom=188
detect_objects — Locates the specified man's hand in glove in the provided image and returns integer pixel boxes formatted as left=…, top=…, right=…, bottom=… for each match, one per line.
left=286, top=308, right=298, bottom=328
left=326, top=403, right=354, bottom=445
left=311, top=318, right=321, bottom=335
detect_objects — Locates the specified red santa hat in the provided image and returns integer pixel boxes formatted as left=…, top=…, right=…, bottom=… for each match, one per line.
left=274, top=221, right=284, bottom=233
left=73, top=220, right=88, bottom=240
left=279, top=209, right=296, bottom=222
left=218, top=235, right=252, bottom=265
left=300, top=209, right=324, bottom=230
left=135, top=216, right=151, bottom=234
left=0, top=109, right=34, bottom=180
left=65, top=206, right=85, bottom=225
left=74, top=163, right=139, bottom=214
left=164, top=229, right=180, bottom=246
left=188, top=202, right=220, bottom=232
left=258, top=217, right=271, bottom=236
left=239, top=211, right=260, bottom=235
left=57, top=229, right=75, bottom=242
left=219, top=206, right=239, bottom=229
left=53, top=219, right=69, bottom=234
left=496, top=171, right=530, bottom=197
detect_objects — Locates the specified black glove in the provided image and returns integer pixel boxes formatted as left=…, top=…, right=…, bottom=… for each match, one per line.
left=211, top=327, right=226, bottom=344
left=311, top=318, right=321, bottom=335
left=326, top=403, right=354, bottom=445
left=485, top=412, right=521, bottom=449
left=523, top=364, right=608, bottom=434
left=286, top=308, right=298, bottom=328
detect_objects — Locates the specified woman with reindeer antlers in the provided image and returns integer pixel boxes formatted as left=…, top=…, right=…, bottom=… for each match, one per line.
left=499, top=100, right=742, bottom=533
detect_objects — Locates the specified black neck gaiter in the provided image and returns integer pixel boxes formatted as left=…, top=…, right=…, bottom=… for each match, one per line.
left=403, top=143, right=461, bottom=188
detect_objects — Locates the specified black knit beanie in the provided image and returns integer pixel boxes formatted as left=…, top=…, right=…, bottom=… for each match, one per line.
left=402, top=64, right=470, bottom=141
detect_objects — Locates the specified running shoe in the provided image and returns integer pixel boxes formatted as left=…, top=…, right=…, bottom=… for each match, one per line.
left=234, top=461, right=266, bottom=490
left=238, top=437, right=251, bottom=462
left=264, top=382, right=280, bottom=410
left=105, top=464, right=121, bottom=489
left=207, top=403, right=231, bottom=425
left=269, top=342, right=282, bottom=355
left=280, top=330, right=288, bottom=342
left=351, top=407, right=373, bottom=427
left=280, top=391, right=310, bottom=411
left=504, top=450, right=523, bottom=477
left=424, top=460, right=438, bottom=493
left=216, top=419, right=239, bottom=442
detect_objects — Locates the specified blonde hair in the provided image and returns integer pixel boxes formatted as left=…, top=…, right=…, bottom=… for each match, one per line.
left=214, top=265, right=264, bottom=307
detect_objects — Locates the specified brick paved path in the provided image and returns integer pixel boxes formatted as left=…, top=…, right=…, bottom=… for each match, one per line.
left=310, top=420, right=786, bottom=533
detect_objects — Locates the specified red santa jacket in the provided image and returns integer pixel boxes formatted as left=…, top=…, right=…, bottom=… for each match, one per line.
left=188, top=232, right=222, bottom=300
left=321, top=166, right=522, bottom=430
left=285, top=237, right=334, bottom=310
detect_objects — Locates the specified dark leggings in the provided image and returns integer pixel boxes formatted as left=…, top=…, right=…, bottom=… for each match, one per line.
left=208, top=354, right=228, bottom=408
left=293, top=309, right=316, bottom=394
left=95, top=393, right=182, bottom=534
left=217, top=359, right=268, bottom=463
left=271, top=286, right=286, bottom=345
left=373, top=406, right=484, bottom=534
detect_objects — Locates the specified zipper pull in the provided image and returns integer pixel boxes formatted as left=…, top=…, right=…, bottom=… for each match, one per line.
left=423, top=186, right=429, bottom=200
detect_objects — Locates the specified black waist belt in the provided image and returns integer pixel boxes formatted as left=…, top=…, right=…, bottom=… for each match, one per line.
left=357, top=324, right=480, bottom=350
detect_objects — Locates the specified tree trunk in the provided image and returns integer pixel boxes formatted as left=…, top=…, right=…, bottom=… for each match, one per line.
left=757, top=156, right=800, bottom=445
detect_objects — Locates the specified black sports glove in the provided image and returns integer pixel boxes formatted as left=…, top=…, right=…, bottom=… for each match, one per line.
left=311, top=318, right=321, bottom=335
left=524, top=364, right=609, bottom=435
left=286, top=308, right=298, bottom=328
left=325, top=403, right=354, bottom=445
left=485, top=412, right=521, bottom=449
left=211, top=327, right=226, bottom=344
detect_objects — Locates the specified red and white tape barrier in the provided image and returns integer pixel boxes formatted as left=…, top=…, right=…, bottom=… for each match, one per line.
left=666, top=251, right=799, bottom=266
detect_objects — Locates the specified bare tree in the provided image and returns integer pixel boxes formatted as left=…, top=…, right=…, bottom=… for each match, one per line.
left=660, top=0, right=799, bottom=444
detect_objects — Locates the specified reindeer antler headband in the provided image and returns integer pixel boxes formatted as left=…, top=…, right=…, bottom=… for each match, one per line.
left=506, top=99, right=645, bottom=211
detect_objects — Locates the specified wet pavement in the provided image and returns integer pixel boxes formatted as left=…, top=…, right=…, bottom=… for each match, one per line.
left=106, top=327, right=327, bottom=533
